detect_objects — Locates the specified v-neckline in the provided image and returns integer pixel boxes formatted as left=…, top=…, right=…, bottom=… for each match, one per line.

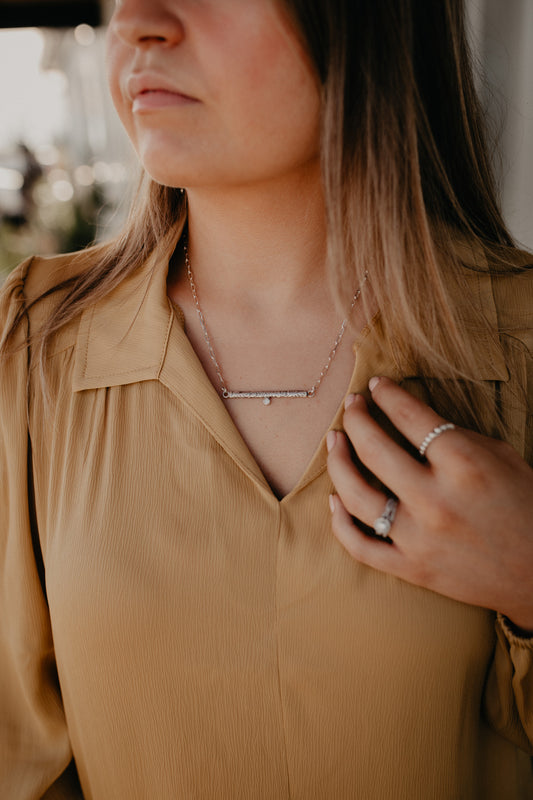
left=160, top=302, right=385, bottom=504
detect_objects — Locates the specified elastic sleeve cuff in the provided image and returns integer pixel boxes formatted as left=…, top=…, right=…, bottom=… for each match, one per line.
left=497, top=612, right=533, bottom=647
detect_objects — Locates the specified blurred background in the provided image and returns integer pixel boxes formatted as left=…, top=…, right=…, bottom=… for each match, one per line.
left=0, top=0, right=531, bottom=283
left=0, top=0, right=132, bottom=279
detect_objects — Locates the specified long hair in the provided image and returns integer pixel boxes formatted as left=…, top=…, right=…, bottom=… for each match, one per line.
left=1, top=0, right=527, bottom=432
left=285, top=0, right=524, bottom=432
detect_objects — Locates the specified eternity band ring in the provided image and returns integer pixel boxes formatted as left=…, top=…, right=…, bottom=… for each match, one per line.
left=373, top=498, right=398, bottom=539
left=418, top=423, right=456, bottom=458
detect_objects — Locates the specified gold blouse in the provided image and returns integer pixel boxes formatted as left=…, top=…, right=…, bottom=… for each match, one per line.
left=1, top=242, right=533, bottom=799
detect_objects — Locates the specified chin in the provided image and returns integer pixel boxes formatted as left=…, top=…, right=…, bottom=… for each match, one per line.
left=131, top=130, right=195, bottom=188
left=143, top=167, right=185, bottom=189
left=136, top=150, right=188, bottom=189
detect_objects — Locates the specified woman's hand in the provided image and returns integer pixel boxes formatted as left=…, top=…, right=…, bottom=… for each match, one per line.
left=327, top=377, right=533, bottom=632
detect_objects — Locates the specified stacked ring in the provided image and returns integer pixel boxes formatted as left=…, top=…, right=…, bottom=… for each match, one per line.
left=373, top=498, right=398, bottom=538
left=418, top=423, right=456, bottom=458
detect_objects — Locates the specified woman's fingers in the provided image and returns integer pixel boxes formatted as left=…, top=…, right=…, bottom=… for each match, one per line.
left=326, top=428, right=390, bottom=527
left=329, top=494, right=405, bottom=574
left=340, top=393, right=429, bottom=504
left=367, top=376, right=461, bottom=461
left=326, top=379, right=533, bottom=627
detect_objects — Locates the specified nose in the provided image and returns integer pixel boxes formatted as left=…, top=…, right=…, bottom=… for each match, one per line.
left=110, top=0, right=185, bottom=48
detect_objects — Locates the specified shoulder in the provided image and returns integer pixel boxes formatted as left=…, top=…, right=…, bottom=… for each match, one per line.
left=487, top=251, right=533, bottom=334
left=0, top=246, right=108, bottom=352
left=441, top=234, right=533, bottom=337
left=477, top=249, right=533, bottom=369
left=1, top=245, right=104, bottom=307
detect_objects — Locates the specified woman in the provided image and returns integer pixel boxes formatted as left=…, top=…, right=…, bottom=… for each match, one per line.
left=1, top=1, right=533, bottom=797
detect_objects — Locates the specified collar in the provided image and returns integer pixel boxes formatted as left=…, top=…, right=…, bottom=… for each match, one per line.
left=72, top=235, right=509, bottom=393
left=72, top=242, right=177, bottom=392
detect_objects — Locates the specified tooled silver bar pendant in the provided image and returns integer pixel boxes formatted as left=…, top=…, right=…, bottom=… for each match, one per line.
left=223, top=390, right=309, bottom=405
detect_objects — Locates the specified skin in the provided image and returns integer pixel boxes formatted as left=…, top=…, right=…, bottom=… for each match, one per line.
left=107, top=0, right=321, bottom=192
left=327, top=378, right=533, bottom=632
left=108, top=2, right=533, bottom=628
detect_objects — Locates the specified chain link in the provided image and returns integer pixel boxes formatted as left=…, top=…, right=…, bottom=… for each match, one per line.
left=184, top=238, right=368, bottom=401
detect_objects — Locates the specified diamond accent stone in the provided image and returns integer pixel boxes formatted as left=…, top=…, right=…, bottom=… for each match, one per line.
left=373, top=517, right=391, bottom=536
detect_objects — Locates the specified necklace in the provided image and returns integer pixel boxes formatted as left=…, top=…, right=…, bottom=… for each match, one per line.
left=184, top=239, right=367, bottom=405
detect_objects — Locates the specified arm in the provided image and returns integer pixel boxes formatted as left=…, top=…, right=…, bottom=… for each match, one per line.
left=0, top=264, right=82, bottom=798
left=327, top=376, right=533, bottom=752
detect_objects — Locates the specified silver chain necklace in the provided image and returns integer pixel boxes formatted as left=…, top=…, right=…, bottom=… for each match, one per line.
left=184, top=239, right=367, bottom=405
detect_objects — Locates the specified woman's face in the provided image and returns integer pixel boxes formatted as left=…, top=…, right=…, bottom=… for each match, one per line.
left=106, top=0, right=321, bottom=190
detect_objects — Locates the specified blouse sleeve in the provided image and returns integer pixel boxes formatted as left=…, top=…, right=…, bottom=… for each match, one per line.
left=482, top=316, right=533, bottom=755
left=484, top=615, right=533, bottom=753
left=0, top=262, right=83, bottom=798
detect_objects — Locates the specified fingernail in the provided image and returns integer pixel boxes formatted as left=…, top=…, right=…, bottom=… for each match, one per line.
left=344, top=393, right=356, bottom=410
left=326, top=430, right=336, bottom=452
left=329, top=494, right=336, bottom=513
left=369, top=376, right=381, bottom=392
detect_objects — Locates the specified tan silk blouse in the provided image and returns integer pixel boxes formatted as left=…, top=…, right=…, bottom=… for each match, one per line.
left=1, top=240, right=533, bottom=799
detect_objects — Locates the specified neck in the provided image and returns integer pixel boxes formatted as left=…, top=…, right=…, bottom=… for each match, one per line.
left=183, top=162, right=328, bottom=307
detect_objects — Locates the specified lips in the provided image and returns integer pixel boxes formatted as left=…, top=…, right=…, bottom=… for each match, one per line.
left=127, top=73, right=196, bottom=102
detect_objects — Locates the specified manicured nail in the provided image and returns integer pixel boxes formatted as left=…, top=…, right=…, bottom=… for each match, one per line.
left=369, top=376, right=381, bottom=392
left=329, top=494, right=336, bottom=513
left=344, top=393, right=356, bottom=410
left=326, top=430, right=336, bottom=452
